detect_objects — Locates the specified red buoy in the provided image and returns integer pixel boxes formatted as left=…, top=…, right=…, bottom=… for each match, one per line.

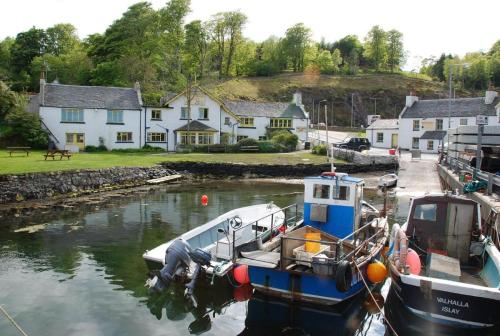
left=233, top=285, right=253, bottom=301
left=201, top=194, right=208, bottom=206
left=233, top=265, right=250, bottom=285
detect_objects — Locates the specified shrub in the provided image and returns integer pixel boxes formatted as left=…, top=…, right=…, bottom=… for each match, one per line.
left=312, top=144, right=327, bottom=155
left=85, top=145, right=108, bottom=152
left=191, top=145, right=210, bottom=153
left=237, top=137, right=259, bottom=147
left=270, top=130, right=298, bottom=152
left=2, top=109, right=48, bottom=148
left=258, top=141, right=283, bottom=153
left=111, top=146, right=165, bottom=153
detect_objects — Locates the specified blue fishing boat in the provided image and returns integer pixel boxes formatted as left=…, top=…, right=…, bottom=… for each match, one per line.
left=240, top=171, right=389, bottom=305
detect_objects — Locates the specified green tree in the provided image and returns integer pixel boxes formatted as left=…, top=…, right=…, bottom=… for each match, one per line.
left=183, top=20, right=208, bottom=78
left=344, top=48, right=360, bottom=75
left=332, top=35, right=364, bottom=65
left=431, top=54, right=452, bottom=81
left=282, top=23, right=312, bottom=72
left=331, top=48, right=343, bottom=74
left=208, top=13, right=228, bottom=78
left=3, top=107, right=48, bottom=148
left=0, top=38, right=14, bottom=81
left=45, top=23, right=80, bottom=56
left=223, top=11, right=247, bottom=76
left=0, top=80, right=19, bottom=120
left=10, top=27, right=47, bottom=73
left=386, top=29, right=404, bottom=72
left=363, top=25, right=387, bottom=71
left=316, top=49, right=334, bottom=74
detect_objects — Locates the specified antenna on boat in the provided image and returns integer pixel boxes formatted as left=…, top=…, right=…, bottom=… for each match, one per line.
left=381, top=183, right=388, bottom=218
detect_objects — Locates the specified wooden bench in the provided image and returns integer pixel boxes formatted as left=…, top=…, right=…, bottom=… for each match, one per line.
left=240, top=145, right=259, bottom=152
left=44, top=150, right=72, bottom=160
left=208, top=145, right=226, bottom=153
left=7, top=146, right=31, bottom=157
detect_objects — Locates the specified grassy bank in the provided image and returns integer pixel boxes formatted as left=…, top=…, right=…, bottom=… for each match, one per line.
left=0, top=150, right=337, bottom=175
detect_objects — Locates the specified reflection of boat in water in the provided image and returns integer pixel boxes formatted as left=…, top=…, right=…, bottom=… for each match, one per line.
left=388, top=193, right=500, bottom=330
left=239, top=292, right=370, bottom=336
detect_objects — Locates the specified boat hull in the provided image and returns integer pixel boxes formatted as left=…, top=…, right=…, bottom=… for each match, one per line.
left=248, top=265, right=366, bottom=305
left=389, top=267, right=500, bottom=329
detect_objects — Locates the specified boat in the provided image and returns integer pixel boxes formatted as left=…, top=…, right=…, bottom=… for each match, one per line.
left=143, top=203, right=302, bottom=296
left=241, top=171, right=389, bottom=305
left=378, top=173, right=398, bottom=188
left=387, top=193, right=500, bottom=329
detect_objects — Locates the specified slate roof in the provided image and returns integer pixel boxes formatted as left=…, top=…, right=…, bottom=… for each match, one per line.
left=401, top=97, right=499, bottom=119
left=223, top=100, right=307, bottom=118
left=26, top=94, right=40, bottom=114
left=366, top=119, right=398, bottom=130
left=41, top=83, right=142, bottom=110
left=174, top=120, right=217, bottom=132
left=420, top=131, right=447, bottom=140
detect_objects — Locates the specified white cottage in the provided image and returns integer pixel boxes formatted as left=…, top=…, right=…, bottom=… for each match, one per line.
left=34, top=79, right=143, bottom=151
left=398, top=90, right=500, bottom=153
left=366, top=119, right=399, bottom=149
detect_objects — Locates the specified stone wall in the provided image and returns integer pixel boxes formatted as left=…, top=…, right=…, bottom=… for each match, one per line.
left=331, top=148, right=399, bottom=165
left=161, top=161, right=397, bottom=178
left=0, top=166, right=176, bottom=204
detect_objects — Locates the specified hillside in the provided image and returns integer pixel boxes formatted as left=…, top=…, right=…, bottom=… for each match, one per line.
left=207, top=73, right=473, bottom=126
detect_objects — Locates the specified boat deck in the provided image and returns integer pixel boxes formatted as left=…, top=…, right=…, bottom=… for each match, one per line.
left=460, top=269, right=487, bottom=287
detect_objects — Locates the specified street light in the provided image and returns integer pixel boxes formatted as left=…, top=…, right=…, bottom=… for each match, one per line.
left=447, top=62, right=469, bottom=165
left=319, top=100, right=327, bottom=145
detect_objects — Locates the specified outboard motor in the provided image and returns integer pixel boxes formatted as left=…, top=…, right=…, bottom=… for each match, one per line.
left=185, top=248, right=212, bottom=306
left=147, top=239, right=192, bottom=293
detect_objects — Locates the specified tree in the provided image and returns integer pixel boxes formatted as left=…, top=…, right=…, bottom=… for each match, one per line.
left=0, top=38, right=14, bottom=80
left=10, top=27, right=47, bottom=73
left=282, top=23, right=312, bottom=72
left=431, top=54, right=452, bottom=81
left=208, top=13, right=228, bottom=78
left=0, top=80, right=19, bottom=120
left=223, top=11, right=247, bottom=76
left=3, top=107, right=48, bottom=148
left=183, top=20, right=208, bottom=78
left=344, top=48, right=360, bottom=75
left=316, top=50, right=334, bottom=74
left=386, top=29, right=404, bottom=72
left=45, top=23, right=80, bottom=56
left=331, top=49, right=343, bottom=74
left=363, top=26, right=387, bottom=71
left=332, top=35, right=363, bottom=65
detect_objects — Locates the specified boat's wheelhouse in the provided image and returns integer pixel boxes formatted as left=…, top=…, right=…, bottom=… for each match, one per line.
left=303, top=173, right=364, bottom=239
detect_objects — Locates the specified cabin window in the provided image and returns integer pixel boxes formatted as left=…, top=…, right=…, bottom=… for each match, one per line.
left=313, top=184, right=330, bottom=199
left=413, top=203, right=437, bottom=221
left=332, top=186, right=350, bottom=200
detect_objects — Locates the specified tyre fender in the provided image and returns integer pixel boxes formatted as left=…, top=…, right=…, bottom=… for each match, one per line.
left=335, top=260, right=353, bottom=292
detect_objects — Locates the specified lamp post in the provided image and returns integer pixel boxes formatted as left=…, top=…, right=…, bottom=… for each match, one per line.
left=447, top=62, right=469, bottom=165
left=319, top=100, right=327, bottom=145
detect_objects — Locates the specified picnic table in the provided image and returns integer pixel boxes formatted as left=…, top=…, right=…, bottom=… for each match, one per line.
left=44, top=149, right=72, bottom=160
left=7, top=147, right=31, bottom=157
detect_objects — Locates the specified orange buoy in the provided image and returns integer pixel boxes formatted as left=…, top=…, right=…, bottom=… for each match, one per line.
left=406, top=248, right=421, bottom=275
left=366, top=260, right=388, bottom=284
left=233, top=265, right=250, bottom=285
left=201, top=194, right=208, bottom=206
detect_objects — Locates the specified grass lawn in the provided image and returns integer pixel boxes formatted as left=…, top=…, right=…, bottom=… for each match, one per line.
left=0, top=150, right=338, bottom=175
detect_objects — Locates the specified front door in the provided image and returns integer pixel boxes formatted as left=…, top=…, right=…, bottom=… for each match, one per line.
left=66, top=133, right=85, bottom=150
left=391, top=133, right=398, bottom=148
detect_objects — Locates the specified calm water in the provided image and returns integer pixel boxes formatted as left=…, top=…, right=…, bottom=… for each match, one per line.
left=0, top=181, right=489, bottom=336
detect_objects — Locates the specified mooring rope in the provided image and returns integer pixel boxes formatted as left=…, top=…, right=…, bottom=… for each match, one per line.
left=353, top=263, right=398, bottom=336
left=0, top=305, right=29, bottom=336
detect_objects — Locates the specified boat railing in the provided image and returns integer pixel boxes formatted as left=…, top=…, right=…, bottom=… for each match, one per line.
left=230, top=203, right=302, bottom=262
left=279, top=220, right=386, bottom=269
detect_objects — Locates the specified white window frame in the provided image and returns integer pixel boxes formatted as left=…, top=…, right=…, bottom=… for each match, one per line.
left=412, top=120, right=420, bottom=131
left=412, top=137, right=419, bottom=149
left=151, top=109, right=162, bottom=121
left=116, top=132, right=133, bottom=142
left=198, top=107, right=209, bottom=120
left=181, top=107, right=189, bottom=119
left=61, top=108, right=84, bottom=123
left=460, top=118, right=468, bottom=126
left=107, top=110, right=123, bottom=124
left=436, top=119, right=443, bottom=130
left=147, top=132, right=166, bottom=142
left=376, top=132, right=383, bottom=143
left=427, top=140, right=434, bottom=150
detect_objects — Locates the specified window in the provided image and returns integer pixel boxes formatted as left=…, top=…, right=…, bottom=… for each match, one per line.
left=116, top=132, right=132, bottom=142
left=61, top=108, right=84, bottom=123
left=332, top=186, right=350, bottom=201
left=181, top=107, right=189, bottom=119
left=151, top=109, right=162, bottom=120
left=198, top=107, right=209, bottom=119
left=436, top=119, right=443, bottom=130
left=412, top=120, right=420, bottom=131
left=376, top=132, right=384, bottom=143
left=237, top=135, right=248, bottom=142
left=66, top=133, right=84, bottom=144
left=258, top=136, right=267, bottom=141
left=107, top=110, right=123, bottom=124
left=313, top=184, right=330, bottom=199
left=224, top=117, right=230, bottom=125
left=412, top=137, right=419, bottom=149
left=240, top=117, right=254, bottom=127
left=460, top=118, right=468, bottom=126
left=147, top=132, right=166, bottom=142
left=413, top=203, right=437, bottom=221
left=179, top=132, right=197, bottom=145
left=427, top=140, right=434, bottom=150
left=198, top=132, right=213, bottom=144
left=270, top=118, right=292, bottom=128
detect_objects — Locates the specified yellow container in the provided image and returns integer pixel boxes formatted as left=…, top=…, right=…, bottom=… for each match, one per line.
left=305, top=232, right=321, bottom=253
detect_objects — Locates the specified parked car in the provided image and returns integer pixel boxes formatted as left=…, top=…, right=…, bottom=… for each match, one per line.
left=334, top=137, right=371, bottom=152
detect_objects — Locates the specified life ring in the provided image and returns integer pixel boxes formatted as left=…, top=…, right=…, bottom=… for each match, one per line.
left=390, top=224, right=408, bottom=271
left=335, top=260, right=352, bottom=292
left=321, top=171, right=336, bottom=177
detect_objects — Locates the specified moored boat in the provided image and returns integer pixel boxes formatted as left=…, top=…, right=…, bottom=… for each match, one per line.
left=241, top=171, right=389, bottom=305
left=388, top=193, right=500, bottom=329
left=378, top=173, right=398, bottom=188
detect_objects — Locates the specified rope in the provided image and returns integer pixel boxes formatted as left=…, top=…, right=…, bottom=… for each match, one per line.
left=0, top=305, right=29, bottom=336
left=353, top=263, right=398, bottom=336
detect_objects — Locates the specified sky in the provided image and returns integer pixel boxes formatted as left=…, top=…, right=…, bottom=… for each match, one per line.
left=1, top=0, right=499, bottom=71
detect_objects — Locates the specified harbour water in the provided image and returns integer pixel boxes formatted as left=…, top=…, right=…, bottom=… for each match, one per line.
left=0, top=180, right=493, bottom=335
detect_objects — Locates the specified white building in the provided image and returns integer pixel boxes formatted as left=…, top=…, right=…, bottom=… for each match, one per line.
left=398, top=91, right=500, bottom=153
left=30, top=80, right=309, bottom=151
left=366, top=119, right=399, bottom=149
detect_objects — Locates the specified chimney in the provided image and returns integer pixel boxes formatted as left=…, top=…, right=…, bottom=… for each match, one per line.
left=292, top=91, right=302, bottom=106
left=39, top=73, right=46, bottom=106
left=485, top=89, right=497, bottom=105
left=405, top=91, right=418, bottom=107
left=134, top=81, right=143, bottom=106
